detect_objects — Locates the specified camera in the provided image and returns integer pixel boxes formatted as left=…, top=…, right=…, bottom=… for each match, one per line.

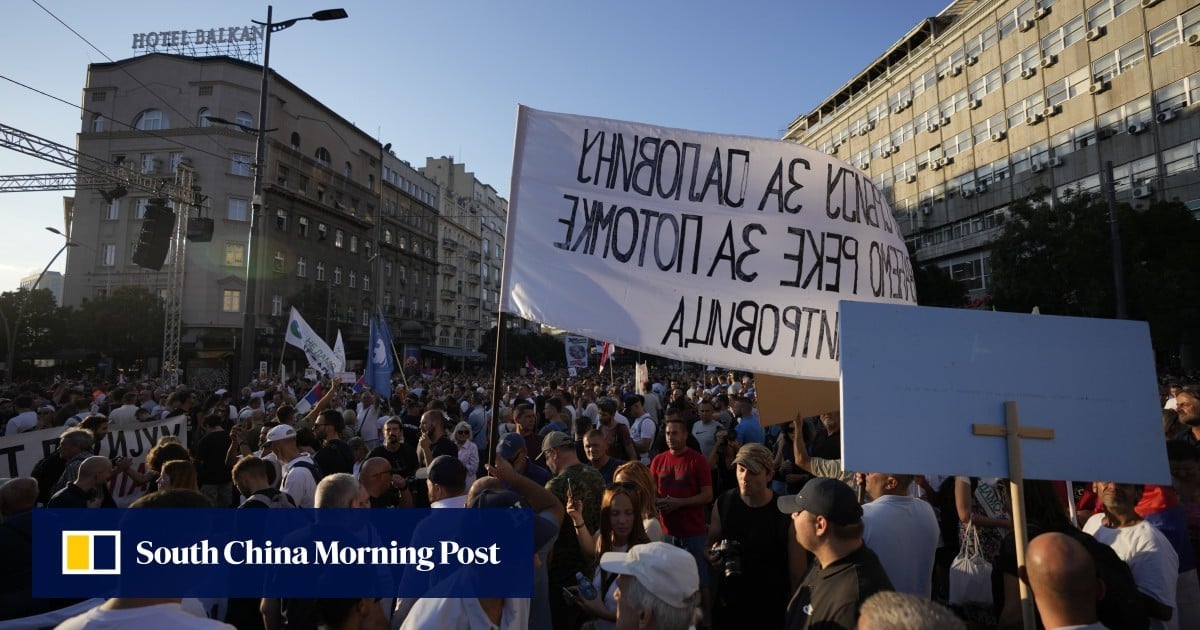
left=709, top=539, right=743, bottom=578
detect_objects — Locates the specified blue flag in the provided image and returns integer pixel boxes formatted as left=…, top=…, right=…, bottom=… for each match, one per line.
left=367, top=314, right=394, bottom=395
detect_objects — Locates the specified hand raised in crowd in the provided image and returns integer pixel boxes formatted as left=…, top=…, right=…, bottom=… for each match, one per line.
left=485, top=455, right=517, bottom=484
left=565, top=483, right=583, bottom=525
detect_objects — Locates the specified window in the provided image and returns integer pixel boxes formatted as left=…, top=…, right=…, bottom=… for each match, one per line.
left=1086, top=0, right=1138, bottom=30
left=344, top=161, right=352, bottom=179
left=227, top=198, right=248, bottom=222
left=231, top=154, right=252, bottom=177
left=101, top=244, right=116, bottom=266
left=275, top=208, right=288, bottom=231
left=398, top=297, right=405, bottom=314
left=1093, top=37, right=1145, bottom=83
left=384, top=262, right=392, bottom=278
left=224, top=243, right=246, bottom=266
left=1042, top=15, right=1085, bottom=57
left=1163, top=141, right=1199, bottom=176
left=222, top=289, right=241, bottom=313
left=198, top=108, right=212, bottom=128
left=169, top=152, right=183, bottom=173
left=104, top=199, right=119, bottom=221
left=383, top=291, right=392, bottom=309
left=970, top=68, right=1002, bottom=101
left=92, top=91, right=106, bottom=102
left=350, top=235, right=359, bottom=253
left=290, top=132, right=301, bottom=151
left=134, top=109, right=167, bottom=130
left=335, top=229, right=345, bottom=248
left=271, top=295, right=282, bottom=317
left=315, top=147, right=331, bottom=167
left=316, top=261, right=326, bottom=281
left=349, top=271, right=357, bottom=288
left=140, top=153, right=155, bottom=174
left=91, top=114, right=104, bottom=132
left=198, top=85, right=213, bottom=96
left=364, top=240, right=372, bottom=259
left=273, top=251, right=285, bottom=273
left=362, top=309, right=369, bottom=326
left=277, top=165, right=290, bottom=188
left=298, top=216, right=309, bottom=237
left=333, top=266, right=342, bottom=285
left=135, top=199, right=149, bottom=219
left=235, top=111, right=253, bottom=129
left=318, top=222, right=328, bottom=240
left=363, top=274, right=370, bottom=292
left=297, top=256, right=308, bottom=277
left=384, top=228, right=393, bottom=244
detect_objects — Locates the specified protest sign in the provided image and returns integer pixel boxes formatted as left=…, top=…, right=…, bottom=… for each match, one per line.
left=0, top=415, right=188, bottom=506
left=839, top=301, right=1169, bottom=484
left=504, top=106, right=916, bottom=380
left=564, top=335, right=589, bottom=368
left=754, top=373, right=839, bottom=427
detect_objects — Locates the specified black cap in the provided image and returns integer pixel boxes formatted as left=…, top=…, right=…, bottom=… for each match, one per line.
left=776, top=477, right=863, bottom=525
left=415, top=454, right=467, bottom=488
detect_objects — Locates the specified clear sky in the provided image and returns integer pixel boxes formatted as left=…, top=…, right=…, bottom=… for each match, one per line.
left=0, top=0, right=950, bottom=294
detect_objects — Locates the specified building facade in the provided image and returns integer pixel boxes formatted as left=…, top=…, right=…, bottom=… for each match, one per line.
left=62, top=53, right=500, bottom=382
left=419, top=157, right=486, bottom=352
left=785, top=0, right=1200, bottom=300
left=19, top=271, right=64, bottom=306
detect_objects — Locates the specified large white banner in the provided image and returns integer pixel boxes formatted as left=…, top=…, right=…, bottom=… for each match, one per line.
left=504, top=107, right=917, bottom=380
left=0, top=415, right=188, bottom=507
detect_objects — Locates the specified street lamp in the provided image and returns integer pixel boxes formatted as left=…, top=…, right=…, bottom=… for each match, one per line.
left=3, top=227, right=78, bottom=384
left=236, top=5, right=348, bottom=389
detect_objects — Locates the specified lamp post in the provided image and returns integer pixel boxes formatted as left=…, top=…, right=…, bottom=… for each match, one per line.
left=3, top=227, right=77, bottom=384
left=233, top=5, right=348, bottom=389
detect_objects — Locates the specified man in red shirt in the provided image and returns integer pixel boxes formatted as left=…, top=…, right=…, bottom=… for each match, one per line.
left=650, top=415, right=713, bottom=626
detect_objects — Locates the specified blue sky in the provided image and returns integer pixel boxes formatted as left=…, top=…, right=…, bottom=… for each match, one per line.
left=0, top=0, right=950, bottom=294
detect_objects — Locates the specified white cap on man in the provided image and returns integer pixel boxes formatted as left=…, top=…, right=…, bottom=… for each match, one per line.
left=599, top=542, right=699, bottom=608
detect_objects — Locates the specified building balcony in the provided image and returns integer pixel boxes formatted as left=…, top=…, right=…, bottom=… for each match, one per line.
left=441, top=237, right=458, bottom=248
left=440, top=263, right=457, bottom=275
left=467, top=273, right=481, bottom=283
left=466, top=297, right=481, bottom=307
left=439, top=314, right=455, bottom=323
left=467, top=251, right=481, bottom=261
left=440, top=289, right=456, bottom=301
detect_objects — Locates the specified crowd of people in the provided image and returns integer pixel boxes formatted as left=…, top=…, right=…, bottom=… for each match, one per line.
left=0, top=367, right=1198, bottom=629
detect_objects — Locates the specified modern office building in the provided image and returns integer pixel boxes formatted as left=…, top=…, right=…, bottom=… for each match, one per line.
left=19, top=270, right=64, bottom=306
left=785, top=0, right=1200, bottom=302
left=62, top=53, right=503, bottom=381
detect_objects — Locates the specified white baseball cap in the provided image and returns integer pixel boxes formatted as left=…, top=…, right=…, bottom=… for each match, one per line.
left=264, top=424, right=297, bottom=443
left=599, top=542, right=699, bottom=608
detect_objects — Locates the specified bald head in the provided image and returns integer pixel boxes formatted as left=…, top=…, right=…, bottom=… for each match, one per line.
left=1023, top=532, right=1100, bottom=628
left=0, top=477, right=39, bottom=515
left=77, top=456, right=113, bottom=486
left=466, top=476, right=506, bottom=507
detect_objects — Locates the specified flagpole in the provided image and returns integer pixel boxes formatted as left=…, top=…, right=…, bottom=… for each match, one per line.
left=487, top=311, right=507, bottom=468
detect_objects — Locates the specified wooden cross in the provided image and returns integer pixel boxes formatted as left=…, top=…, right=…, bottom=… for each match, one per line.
left=970, top=401, right=1055, bottom=630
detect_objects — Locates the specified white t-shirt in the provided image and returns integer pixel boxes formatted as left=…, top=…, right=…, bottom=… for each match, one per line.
left=692, top=420, right=720, bottom=457
left=56, top=602, right=234, bottom=629
left=862, top=494, right=940, bottom=598
left=4, top=411, right=37, bottom=436
left=1084, top=513, right=1179, bottom=630
left=280, top=453, right=318, bottom=508
left=630, top=414, right=656, bottom=465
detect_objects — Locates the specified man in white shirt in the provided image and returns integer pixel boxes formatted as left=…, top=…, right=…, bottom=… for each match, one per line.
left=857, top=472, right=940, bottom=598
left=626, top=395, right=656, bottom=465
left=107, top=392, right=140, bottom=426
left=265, top=425, right=319, bottom=508
left=1084, top=481, right=1179, bottom=630
left=4, top=396, right=38, bottom=436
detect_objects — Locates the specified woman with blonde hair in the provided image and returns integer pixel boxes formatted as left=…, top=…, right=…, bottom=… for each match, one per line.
left=612, top=461, right=663, bottom=542
left=566, top=484, right=651, bottom=629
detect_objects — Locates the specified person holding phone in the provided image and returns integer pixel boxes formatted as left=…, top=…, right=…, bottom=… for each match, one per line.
left=564, top=483, right=651, bottom=628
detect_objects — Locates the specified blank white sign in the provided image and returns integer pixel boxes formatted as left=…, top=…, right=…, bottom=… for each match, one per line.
left=839, top=301, right=1169, bottom=484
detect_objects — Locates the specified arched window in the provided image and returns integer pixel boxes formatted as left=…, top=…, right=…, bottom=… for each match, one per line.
left=290, top=132, right=301, bottom=151
left=90, top=114, right=105, bottom=132
left=235, top=111, right=253, bottom=129
left=198, top=108, right=211, bottom=128
left=343, top=161, right=352, bottom=178
left=384, top=228, right=393, bottom=244
left=134, top=109, right=168, bottom=130
left=314, top=147, right=331, bottom=167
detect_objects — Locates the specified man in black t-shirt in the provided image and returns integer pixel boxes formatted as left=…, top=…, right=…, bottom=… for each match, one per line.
left=312, top=409, right=354, bottom=475
left=778, top=477, right=893, bottom=630
left=195, top=414, right=234, bottom=508
left=368, top=418, right=419, bottom=479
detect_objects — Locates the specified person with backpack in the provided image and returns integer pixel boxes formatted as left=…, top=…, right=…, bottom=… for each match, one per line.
left=232, top=456, right=297, bottom=509
left=264, top=425, right=321, bottom=508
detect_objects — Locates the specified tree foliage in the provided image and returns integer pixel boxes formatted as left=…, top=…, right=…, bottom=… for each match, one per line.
left=989, top=191, right=1200, bottom=357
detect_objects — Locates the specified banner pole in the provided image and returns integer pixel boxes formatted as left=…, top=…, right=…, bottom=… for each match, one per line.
left=488, top=312, right=507, bottom=467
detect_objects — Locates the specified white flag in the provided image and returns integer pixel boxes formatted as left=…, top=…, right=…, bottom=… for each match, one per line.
left=285, top=307, right=339, bottom=379
left=334, top=330, right=347, bottom=373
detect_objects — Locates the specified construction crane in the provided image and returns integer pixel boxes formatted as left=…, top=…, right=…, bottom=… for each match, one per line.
left=0, top=122, right=199, bottom=386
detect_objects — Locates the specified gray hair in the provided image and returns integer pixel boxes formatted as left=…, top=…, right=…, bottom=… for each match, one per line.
left=620, top=573, right=701, bottom=630
left=858, top=591, right=965, bottom=630
left=314, top=473, right=361, bottom=508
left=60, top=428, right=94, bottom=451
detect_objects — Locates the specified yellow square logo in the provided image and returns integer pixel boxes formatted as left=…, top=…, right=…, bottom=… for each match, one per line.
left=62, top=531, right=121, bottom=575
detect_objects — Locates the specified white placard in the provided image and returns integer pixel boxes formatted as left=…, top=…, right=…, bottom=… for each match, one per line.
left=564, top=335, right=589, bottom=368
left=839, top=301, right=1169, bottom=484
left=504, top=106, right=916, bottom=380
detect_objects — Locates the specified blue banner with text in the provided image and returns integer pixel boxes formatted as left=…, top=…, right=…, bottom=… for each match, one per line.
left=34, top=508, right=536, bottom=598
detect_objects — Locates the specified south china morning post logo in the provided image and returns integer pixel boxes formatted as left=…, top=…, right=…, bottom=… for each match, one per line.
left=61, top=530, right=122, bottom=575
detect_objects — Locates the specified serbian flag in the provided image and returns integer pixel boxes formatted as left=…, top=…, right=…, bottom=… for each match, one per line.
left=351, top=374, right=367, bottom=394
left=295, top=382, right=324, bottom=414
left=598, top=342, right=614, bottom=373
left=525, top=356, right=539, bottom=374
